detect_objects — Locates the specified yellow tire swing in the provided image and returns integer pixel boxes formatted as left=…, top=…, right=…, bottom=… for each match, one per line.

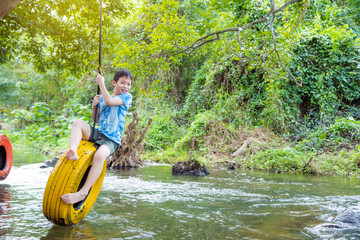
left=42, top=141, right=106, bottom=226
left=42, top=0, right=106, bottom=226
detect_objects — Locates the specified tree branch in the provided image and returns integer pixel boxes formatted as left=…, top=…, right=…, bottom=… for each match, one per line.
left=136, top=118, right=153, bottom=145
left=147, top=0, right=303, bottom=77
left=144, top=141, right=173, bottom=166
left=172, top=0, right=303, bottom=55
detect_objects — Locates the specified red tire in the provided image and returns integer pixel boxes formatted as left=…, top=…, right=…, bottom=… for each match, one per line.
left=0, top=135, right=13, bottom=180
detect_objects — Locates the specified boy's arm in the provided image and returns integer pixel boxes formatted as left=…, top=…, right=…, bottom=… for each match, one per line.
left=96, top=74, right=124, bottom=106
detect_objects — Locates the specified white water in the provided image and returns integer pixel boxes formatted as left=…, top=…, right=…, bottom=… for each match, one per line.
left=0, top=152, right=360, bottom=239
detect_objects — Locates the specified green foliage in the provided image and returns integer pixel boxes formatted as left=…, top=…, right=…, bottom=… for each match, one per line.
left=213, top=89, right=243, bottom=127
left=0, top=0, right=131, bottom=75
left=6, top=96, right=92, bottom=152
left=309, top=148, right=360, bottom=177
left=261, top=75, right=302, bottom=132
left=0, top=68, right=21, bottom=108
left=329, top=117, right=360, bottom=137
left=113, top=0, right=199, bottom=81
left=11, top=102, right=50, bottom=128
left=112, top=0, right=258, bottom=99
left=290, top=34, right=360, bottom=115
left=246, top=144, right=360, bottom=177
left=10, top=109, right=33, bottom=128
left=183, top=59, right=268, bottom=128
left=8, top=101, right=56, bottom=152
left=287, top=5, right=360, bottom=118
left=296, top=117, right=360, bottom=151
left=331, top=0, right=360, bottom=26
left=174, top=111, right=214, bottom=151
left=145, top=110, right=183, bottom=150
left=250, top=147, right=308, bottom=174
left=183, top=63, right=214, bottom=116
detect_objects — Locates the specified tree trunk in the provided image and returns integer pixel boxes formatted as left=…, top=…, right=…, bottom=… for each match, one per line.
left=0, top=0, right=21, bottom=19
left=231, top=137, right=253, bottom=157
left=107, top=112, right=152, bottom=169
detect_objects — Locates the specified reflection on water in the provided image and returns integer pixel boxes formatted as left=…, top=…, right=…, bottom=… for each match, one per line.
left=12, top=149, right=48, bottom=167
left=0, top=152, right=359, bottom=239
left=0, top=185, right=11, bottom=236
left=41, top=221, right=97, bottom=240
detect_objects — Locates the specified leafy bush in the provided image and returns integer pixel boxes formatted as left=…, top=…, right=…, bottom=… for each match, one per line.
left=146, top=112, right=183, bottom=150
left=174, top=111, right=214, bottom=151
left=183, top=66, right=213, bottom=117
left=313, top=148, right=360, bottom=176
left=30, top=102, right=51, bottom=123
left=329, top=117, right=360, bottom=139
left=295, top=117, right=360, bottom=151
left=289, top=22, right=360, bottom=117
left=10, top=102, right=51, bottom=128
left=250, top=147, right=308, bottom=173
left=10, top=109, right=33, bottom=128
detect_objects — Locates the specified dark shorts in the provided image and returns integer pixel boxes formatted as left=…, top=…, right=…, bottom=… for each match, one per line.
left=89, top=126, right=120, bottom=155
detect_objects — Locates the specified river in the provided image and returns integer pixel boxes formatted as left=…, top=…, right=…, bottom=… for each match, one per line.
left=0, top=150, right=360, bottom=239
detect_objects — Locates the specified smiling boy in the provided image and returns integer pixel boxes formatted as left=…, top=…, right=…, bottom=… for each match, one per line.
left=61, top=69, right=133, bottom=204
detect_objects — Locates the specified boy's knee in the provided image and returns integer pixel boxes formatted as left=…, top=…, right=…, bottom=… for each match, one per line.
left=93, top=146, right=110, bottom=163
left=72, top=119, right=89, bottom=132
left=93, top=155, right=107, bottom=164
left=72, top=119, right=83, bottom=126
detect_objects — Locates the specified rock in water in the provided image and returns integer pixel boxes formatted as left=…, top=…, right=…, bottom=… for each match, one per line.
left=40, top=157, right=59, bottom=168
left=334, top=208, right=360, bottom=226
left=172, top=160, right=210, bottom=176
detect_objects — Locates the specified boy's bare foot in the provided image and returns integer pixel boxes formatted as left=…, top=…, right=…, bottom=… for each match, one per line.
left=61, top=191, right=87, bottom=204
left=66, top=149, right=79, bottom=160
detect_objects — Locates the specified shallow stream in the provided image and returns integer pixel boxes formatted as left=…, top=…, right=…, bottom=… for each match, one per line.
left=0, top=150, right=360, bottom=239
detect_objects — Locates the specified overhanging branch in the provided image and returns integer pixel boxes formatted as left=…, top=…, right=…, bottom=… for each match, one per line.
left=175, top=0, right=303, bottom=55
left=148, top=0, right=303, bottom=75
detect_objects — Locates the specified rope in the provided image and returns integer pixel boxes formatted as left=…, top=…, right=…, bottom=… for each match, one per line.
left=98, top=0, right=103, bottom=80
left=92, top=0, right=102, bottom=137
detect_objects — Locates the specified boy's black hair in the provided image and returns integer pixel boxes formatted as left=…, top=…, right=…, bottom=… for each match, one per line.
left=113, top=68, right=133, bottom=85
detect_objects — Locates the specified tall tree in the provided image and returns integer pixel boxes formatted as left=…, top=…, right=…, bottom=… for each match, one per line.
left=0, top=0, right=131, bottom=76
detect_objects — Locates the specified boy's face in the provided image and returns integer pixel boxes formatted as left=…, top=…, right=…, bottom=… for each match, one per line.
left=113, top=76, right=132, bottom=95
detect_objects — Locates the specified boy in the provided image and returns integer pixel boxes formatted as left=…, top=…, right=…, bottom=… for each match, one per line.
left=61, top=69, right=133, bottom=204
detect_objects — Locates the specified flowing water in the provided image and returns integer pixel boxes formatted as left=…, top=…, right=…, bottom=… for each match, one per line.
left=0, top=151, right=360, bottom=239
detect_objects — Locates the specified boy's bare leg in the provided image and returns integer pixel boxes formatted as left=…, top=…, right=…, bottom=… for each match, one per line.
left=61, top=145, right=110, bottom=204
left=66, top=119, right=91, bottom=160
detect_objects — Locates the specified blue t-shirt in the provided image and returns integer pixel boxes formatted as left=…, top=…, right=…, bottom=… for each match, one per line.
left=97, top=92, right=132, bottom=145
